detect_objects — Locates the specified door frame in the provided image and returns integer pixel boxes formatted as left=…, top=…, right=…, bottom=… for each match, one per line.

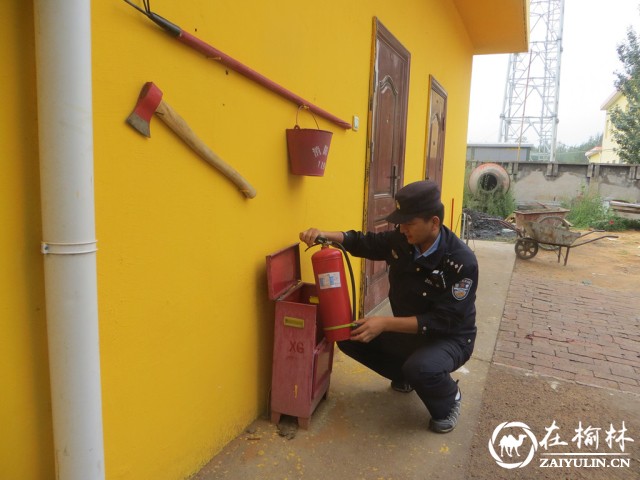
left=424, top=75, right=448, bottom=186
left=360, top=18, right=411, bottom=316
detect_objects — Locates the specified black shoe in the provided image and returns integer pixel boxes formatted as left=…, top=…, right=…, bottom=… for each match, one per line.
left=429, top=389, right=462, bottom=433
left=390, top=380, right=414, bottom=393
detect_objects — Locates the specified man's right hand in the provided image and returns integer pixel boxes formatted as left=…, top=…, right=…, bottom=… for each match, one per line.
left=299, top=228, right=323, bottom=247
left=299, top=229, right=344, bottom=248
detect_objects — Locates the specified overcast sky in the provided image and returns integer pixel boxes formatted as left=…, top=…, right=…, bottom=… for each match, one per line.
left=467, top=0, right=640, bottom=147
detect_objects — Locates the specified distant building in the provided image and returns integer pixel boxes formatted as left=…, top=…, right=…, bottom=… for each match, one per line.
left=590, top=90, right=627, bottom=164
left=466, top=143, right=534, bottom=163
left=585, top=145, right=603, bottom=162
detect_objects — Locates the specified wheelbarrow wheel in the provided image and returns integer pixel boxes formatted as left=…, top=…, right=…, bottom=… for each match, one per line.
left=537, top=216, right=567, bottom=251
left=515, top=237, right=539, bottom=260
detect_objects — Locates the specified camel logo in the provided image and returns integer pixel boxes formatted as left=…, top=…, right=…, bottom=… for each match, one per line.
left=488, top=421, right=538, bottom=469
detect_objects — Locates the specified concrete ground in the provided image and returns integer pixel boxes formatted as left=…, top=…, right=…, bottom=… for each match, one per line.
left=192, top=240, right=514, bottom=480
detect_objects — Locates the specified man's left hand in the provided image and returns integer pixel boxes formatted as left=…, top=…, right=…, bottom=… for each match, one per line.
left=350, top=317, right=387, bottom=343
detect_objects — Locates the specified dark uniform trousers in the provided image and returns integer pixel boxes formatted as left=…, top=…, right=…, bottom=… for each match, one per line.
left=338, top=332, right=473, bottom=420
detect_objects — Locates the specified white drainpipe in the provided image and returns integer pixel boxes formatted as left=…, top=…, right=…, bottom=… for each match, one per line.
left=34, top=0, right=105, bottom=478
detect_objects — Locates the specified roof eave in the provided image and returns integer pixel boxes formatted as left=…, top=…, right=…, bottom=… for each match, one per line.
left=454, top=0, right=530, bottom=55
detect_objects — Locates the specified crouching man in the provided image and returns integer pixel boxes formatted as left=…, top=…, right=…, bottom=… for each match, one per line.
left=300, top=180, right=478, bottom=433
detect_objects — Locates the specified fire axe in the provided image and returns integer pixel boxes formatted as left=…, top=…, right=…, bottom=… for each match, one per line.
left=126, top=82, right=257, bottom=199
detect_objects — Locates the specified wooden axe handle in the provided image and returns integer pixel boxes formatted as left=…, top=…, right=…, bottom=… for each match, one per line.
left=155, top=99, right=257, bottom=199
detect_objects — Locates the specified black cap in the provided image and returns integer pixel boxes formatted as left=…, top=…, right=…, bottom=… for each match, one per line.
left=385, top=180, right=442, bottom=224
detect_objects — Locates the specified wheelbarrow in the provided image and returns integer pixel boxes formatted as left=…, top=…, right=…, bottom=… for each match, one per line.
left=514, top=220, right=618, bottom=266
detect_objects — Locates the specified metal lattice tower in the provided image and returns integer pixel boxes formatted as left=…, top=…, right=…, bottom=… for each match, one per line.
left=499, top=0, right=565, bottom=162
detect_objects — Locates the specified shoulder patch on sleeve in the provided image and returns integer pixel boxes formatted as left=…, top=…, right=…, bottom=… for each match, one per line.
left=452, top=278, right=473, bottom=300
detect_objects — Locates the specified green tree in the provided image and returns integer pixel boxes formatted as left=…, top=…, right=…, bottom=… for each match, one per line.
left=610, top=26, right=640, bottom=164
left=554, top=133, right=603, bottom=163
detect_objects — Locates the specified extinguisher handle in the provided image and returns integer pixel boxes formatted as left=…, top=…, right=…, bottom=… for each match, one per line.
left=315, top=236, right=329, bottom=245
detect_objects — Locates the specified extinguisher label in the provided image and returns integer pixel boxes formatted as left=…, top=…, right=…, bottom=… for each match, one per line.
left=317, top=272, right=342, bottom=289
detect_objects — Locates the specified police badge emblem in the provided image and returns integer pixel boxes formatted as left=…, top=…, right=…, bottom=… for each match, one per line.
left=452, top=278, right=473, bottom=300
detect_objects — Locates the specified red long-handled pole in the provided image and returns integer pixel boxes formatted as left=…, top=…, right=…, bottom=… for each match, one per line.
left=124, top=1, right=352, bottom=130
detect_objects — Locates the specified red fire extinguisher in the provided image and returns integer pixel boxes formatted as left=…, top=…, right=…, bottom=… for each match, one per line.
left=309, top=238, right=357, bottom=343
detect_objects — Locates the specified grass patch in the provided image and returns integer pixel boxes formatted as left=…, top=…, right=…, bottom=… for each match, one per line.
left=562, top=190, right=640, bottom=231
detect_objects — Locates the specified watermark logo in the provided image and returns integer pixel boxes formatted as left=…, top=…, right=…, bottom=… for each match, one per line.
left=488, top=421, right=538, bottom=469
left=488, top=420, right=634, bottom=470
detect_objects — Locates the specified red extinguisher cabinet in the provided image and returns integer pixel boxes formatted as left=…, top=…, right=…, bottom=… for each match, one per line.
left=266, top=243, right=334, bottom=429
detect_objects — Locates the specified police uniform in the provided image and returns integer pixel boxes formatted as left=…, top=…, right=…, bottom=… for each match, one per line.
left=336, top=181, right=478, bottom=425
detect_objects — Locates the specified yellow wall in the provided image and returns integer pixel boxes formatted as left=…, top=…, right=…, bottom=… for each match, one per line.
left=1, top=1, right=522, bottom=478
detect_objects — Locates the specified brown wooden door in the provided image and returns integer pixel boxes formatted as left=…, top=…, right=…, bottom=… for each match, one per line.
left=425, top=76, right=447, bottom=187
left=363, top=19, right=410, bottom=315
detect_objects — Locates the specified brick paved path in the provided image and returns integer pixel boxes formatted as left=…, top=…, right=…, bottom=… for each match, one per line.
left=493, top=270, right=640, bottom=394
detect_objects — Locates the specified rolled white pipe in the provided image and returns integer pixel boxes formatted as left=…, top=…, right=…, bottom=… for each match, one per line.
left=34, top=0, right=105, bottom=478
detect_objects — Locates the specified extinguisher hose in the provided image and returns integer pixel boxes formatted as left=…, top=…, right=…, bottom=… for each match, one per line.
left=310, top=237, right=358, bottom=324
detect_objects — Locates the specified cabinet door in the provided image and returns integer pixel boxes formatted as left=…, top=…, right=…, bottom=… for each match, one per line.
left=311, top=338, right=333, bottom=396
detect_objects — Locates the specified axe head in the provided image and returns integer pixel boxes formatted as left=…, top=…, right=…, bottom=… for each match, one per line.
left=126, top=82, right=163, bottom=137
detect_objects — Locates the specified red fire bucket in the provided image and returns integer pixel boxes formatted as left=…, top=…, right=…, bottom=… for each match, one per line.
left=286, top=107, right=332, bottom=176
